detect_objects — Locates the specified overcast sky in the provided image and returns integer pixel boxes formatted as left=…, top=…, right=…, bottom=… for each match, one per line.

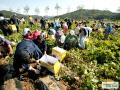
left=0, top=0, right=120, bottom=16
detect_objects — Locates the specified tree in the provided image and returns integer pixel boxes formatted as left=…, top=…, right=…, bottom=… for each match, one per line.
left=104, top=8, right=109, bottom=12
left=35, top=7, right=40, bottom=15
left=24, top=5, right=30, bottom=15
left=77, top=6, right=81, bottom=10
left=45, top=6, right=49, bottom=16
left=55, top=3, right=60, bottom=16
left=9, top=8, right=13, bottom=12
left=16, top=8, right=20, bottom=14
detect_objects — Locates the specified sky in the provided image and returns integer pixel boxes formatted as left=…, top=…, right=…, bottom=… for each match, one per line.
left=0, top=0, right=120, bottom=16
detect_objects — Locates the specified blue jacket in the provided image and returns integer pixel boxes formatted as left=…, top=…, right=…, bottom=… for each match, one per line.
left=106, top=24, right=113, bottom=33
left=15, top=39, right=42, bottom=60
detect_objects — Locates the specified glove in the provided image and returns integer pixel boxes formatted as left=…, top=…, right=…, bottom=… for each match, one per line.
left=29, top=65, right=34, bottom=70
left=34, top=69, right=40, bottom=74
left=29, top=66, right=40, bottom=74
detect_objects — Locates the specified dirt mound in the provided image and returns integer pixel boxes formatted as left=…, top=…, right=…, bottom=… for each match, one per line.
left=0, top=58, right=70, bottom=90
left=21, top=78, right=35, bottom=90
left=2, top=76, right=70, bottom=90
left=3, top=78, right=35, bottom=90
left=39, top=76, right=70, bottom=90
left=4, top=78, right=21, bottom=90
left=1, top=72, right=68, bottom=90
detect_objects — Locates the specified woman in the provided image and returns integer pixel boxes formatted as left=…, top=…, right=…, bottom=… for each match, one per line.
left=0, top=35, right=13, bottom=58
left=78, top=27, right=92, bottom=49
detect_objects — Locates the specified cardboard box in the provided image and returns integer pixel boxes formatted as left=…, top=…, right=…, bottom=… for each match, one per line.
left=39, top=55, right=61, bottom=76
left=52, top=47, right=67, bottom=62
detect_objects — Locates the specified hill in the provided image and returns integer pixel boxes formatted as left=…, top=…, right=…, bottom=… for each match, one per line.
left=0, top=10, right=42, bottom=19
left=57, top=9, right=120, bottom=20
left=0, top=9, right=120, bottom=20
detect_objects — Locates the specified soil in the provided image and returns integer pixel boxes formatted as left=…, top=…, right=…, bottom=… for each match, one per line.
left=0, top=58, right=70, bottom=90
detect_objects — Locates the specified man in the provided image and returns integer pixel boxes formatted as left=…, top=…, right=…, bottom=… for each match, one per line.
left=28, top=16, right=34, bottom=27
left=62, top=21, right=68, bottom=34
left=48, top=28, right=56, bottom=36
left=23, top=28, right=33, bottom=40
left=33, top=35, right=47, bottom=54
left=64, top=30, right=78, bottom=50
left=0, top=15, right=12, bottom=36
left=10, top=14, right=19, bottom=32
left=0, top=35, right=13, bottom=58
left=48, top=27, right=56, bottom=40
left=13, top=29, right=43, bottom=77
left=32, top=30, right=41, bottom=40
left=67, top=18, right=72, bottom=29
left=104, top=23, right=113, bottom=39
left=40, top=18, right=46, bottom=30
left=78, top=27, right=92, bottom=49
left=54, top=18, right=61, bottom=31
left=55, top=29, right=62, bottom=45
left=59, top=31, right=66, bottom=46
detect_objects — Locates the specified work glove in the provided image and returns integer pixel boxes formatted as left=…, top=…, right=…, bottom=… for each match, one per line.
left=34, top=69, right=40, bottom=74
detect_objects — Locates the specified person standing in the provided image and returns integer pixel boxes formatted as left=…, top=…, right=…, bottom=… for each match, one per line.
left=104, top=23, right=113, bottom=39
left=40, top=18, right=46, bottom=30
left=10, top=14, right=19, bottom=32
left=78, top=27, right=92, bottom=49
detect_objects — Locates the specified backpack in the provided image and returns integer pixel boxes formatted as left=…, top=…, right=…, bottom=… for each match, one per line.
left=64, top=35, right=78, bottom=50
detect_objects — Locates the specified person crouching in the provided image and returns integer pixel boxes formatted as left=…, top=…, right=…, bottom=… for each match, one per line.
left=33, top=35, right=47, bottom=54
left=13, top=28, right=43, bottom=78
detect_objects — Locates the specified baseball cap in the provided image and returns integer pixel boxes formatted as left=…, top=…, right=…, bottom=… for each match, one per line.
left=23, top=28, right=30, bottom=36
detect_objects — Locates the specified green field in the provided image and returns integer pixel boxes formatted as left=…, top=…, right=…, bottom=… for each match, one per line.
left=3, top=20, right=120, bottom=90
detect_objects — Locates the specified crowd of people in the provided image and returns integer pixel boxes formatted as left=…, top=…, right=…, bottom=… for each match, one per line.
left=0, top=13, right=117, bottom=81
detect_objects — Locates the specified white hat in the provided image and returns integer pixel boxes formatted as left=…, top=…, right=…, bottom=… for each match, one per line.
left=84, top=27, right=92, bottom=33
left=23, top=28, right=30, bottom=36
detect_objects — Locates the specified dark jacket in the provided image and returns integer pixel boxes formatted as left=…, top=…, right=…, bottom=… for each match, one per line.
left=33, top=39, right=47, bottom=54
left=13, top=39, right=43, bottom=73
left=10, top=17, right=19, bottom=25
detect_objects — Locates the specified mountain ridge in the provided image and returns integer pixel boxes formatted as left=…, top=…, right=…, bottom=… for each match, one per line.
left=0, top=9, right=120, bottom=20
